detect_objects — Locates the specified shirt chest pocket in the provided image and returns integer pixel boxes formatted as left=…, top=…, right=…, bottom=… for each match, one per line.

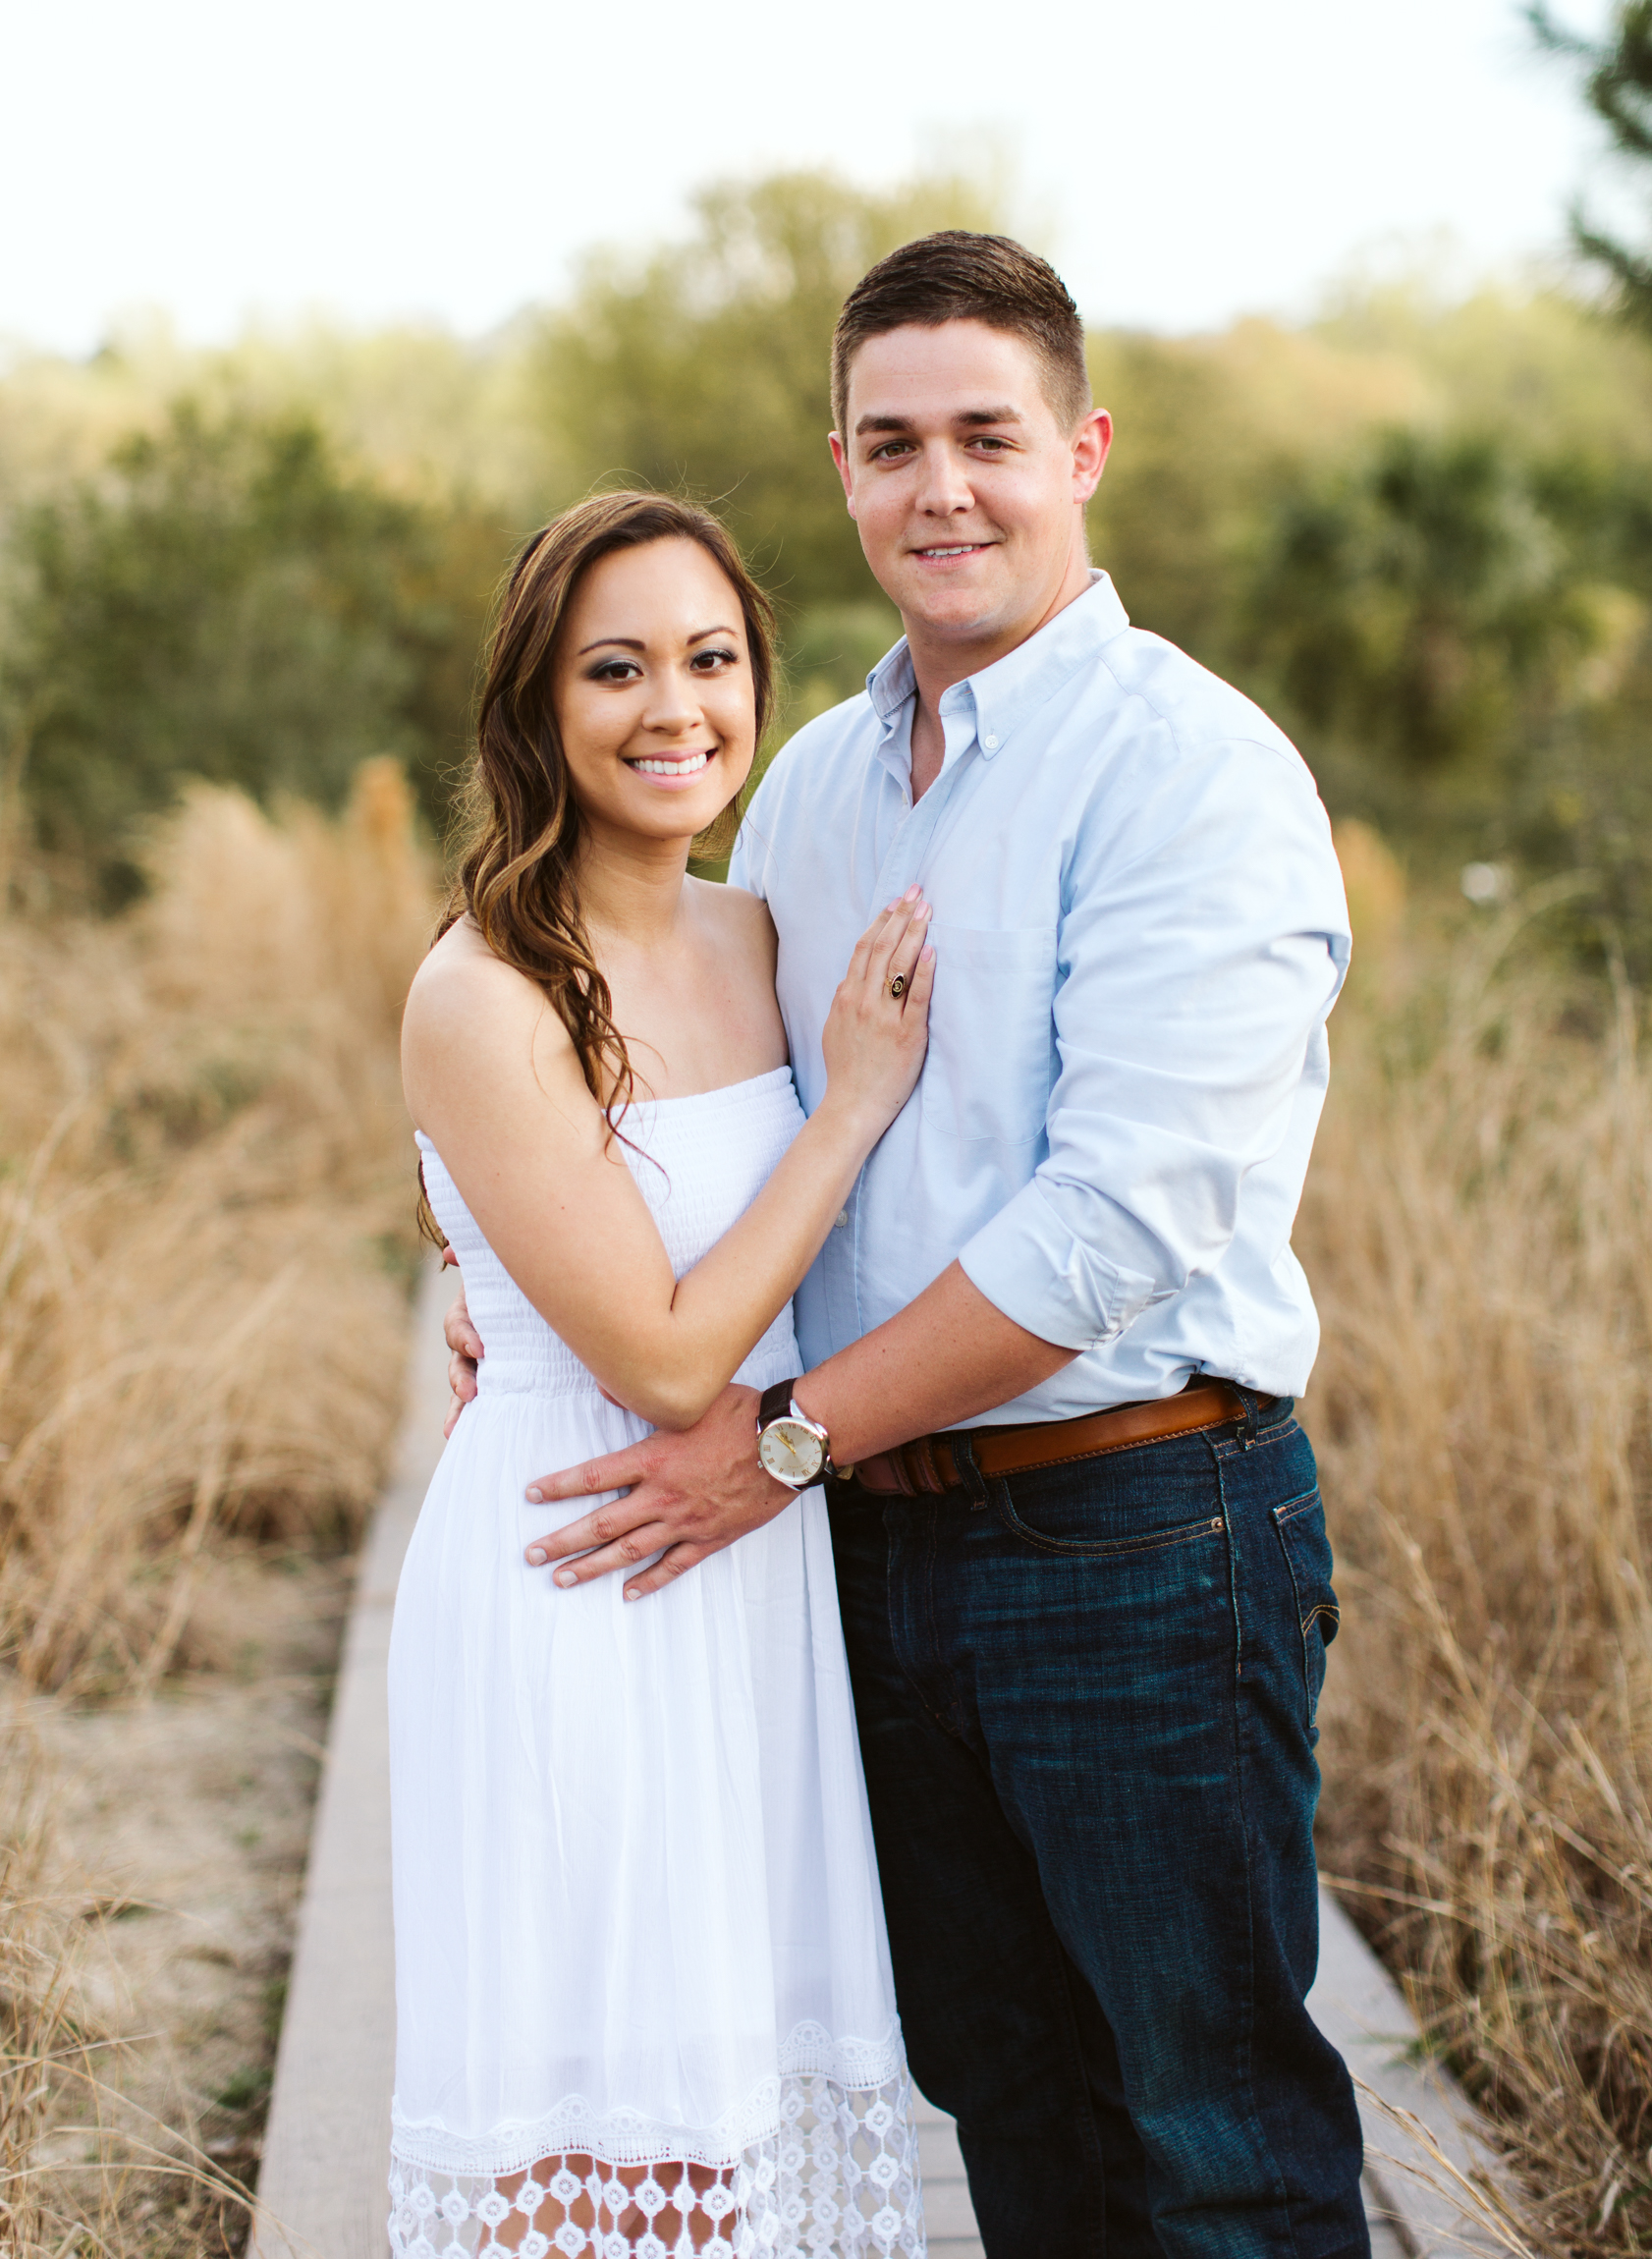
left=919, top=923, right=1058, bottom=1144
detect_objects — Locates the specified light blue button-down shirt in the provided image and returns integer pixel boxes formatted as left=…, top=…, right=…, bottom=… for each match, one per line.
left=728, top=573, right=1350, bottom=1423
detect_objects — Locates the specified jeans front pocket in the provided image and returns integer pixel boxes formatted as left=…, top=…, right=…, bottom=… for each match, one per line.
left=1270, top=1488, right=1340, bottom=1732
left=997, top=1492, right=1227, bottom=1560
left=991, top=1439, right=1228, bottom=1561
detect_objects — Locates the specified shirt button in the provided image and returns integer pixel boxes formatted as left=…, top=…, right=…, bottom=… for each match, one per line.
left=983, top=733, right=999, bottom=749
left=834, top=1210, right=850, bottom=1230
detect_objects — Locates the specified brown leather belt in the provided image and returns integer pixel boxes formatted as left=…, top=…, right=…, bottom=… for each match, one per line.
left=843, top=1382, right=1273, bottom=1497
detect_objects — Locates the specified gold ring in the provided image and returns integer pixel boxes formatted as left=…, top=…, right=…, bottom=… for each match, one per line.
left=887, top=972, right=907, bottom=1000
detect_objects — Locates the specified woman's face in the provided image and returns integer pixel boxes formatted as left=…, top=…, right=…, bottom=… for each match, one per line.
left=552, top=536, right=757, bottom=850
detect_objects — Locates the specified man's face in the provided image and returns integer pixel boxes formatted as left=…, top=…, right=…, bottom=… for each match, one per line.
left=830, top=319, right=1110, bottom=652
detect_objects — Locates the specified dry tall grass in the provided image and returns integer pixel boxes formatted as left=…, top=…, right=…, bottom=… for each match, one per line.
left=0, top=1702, right=79, bottom=2257
left=1305, top=826, right=1652, bottom=2250
left=0, top=757, right=433, bottom=1694
left=0, top=759, right=431, bottom=2253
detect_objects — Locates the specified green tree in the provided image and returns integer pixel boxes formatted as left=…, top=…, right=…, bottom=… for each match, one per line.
left=530, top=167, right=998, bottom=698
left=1242, top=428, right=1616, bottom=842
left=1532, top=2, right=1652, bottom=323
left=3, top=402, right=498, bottom=898
left=1084, top=334, right=1284, bottom=664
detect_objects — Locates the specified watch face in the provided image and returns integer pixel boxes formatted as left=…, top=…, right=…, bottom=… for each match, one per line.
left=758, top=1417, right=827, bottom=1486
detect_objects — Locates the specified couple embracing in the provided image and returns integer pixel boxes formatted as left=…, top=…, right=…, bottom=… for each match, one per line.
left=388, top=232, right=1367, bottom=2259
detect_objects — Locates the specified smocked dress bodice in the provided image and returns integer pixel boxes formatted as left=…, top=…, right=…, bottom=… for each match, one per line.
left=413, top=1065, right=803, bottom=1406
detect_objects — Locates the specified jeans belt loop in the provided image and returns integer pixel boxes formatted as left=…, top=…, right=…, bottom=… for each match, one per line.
left=1234, top=1387, right=1261, bottom=1450
left=949, top=1430, right=990, bottom=1513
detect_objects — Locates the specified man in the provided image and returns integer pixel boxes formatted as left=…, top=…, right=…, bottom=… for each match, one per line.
left=449, top=234, right=1365, bottom=2254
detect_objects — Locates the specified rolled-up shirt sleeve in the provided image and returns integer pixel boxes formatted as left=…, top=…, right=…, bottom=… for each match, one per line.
left=958, top=733, right=1349, bottom=1351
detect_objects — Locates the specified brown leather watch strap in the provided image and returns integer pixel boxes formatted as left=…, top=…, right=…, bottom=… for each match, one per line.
left=756, top=1379, right=800, bottom=1433
left=847, top=1381, right=1272, bottom=1497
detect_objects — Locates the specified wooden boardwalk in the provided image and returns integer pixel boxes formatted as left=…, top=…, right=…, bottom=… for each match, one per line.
left=253, top=1267, right=1503, bottom=2259
left=912, top=2094, right=981, bottom=2259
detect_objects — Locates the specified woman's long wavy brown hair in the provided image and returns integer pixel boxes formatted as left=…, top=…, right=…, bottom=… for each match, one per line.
left=418, top=493, right=777, bottom=1243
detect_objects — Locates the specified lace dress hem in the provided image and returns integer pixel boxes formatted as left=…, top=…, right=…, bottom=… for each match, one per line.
left=388, top=2040, right=923, bottom=2258
left=390, top=2024, right=906, bottom=2175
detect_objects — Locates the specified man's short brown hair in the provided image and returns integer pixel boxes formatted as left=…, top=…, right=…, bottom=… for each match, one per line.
left=831, top=231, right=1091, bottom=437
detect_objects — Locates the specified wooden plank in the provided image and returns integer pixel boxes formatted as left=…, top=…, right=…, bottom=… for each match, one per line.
left=1310, top=1890, right=1525, bottom=2255
left=251, top=1260, right=448, bottom=2259
left=913, top=2093, right=983, bottom=2258
left=1366, top=2204, right=1409, bottom=2259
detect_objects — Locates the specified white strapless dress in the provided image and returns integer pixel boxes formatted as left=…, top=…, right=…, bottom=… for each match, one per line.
left=387, top=1069, right=923, bottom=2259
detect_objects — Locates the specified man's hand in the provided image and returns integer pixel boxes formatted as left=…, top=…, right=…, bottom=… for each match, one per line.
left=522, top=1383, right=792, bottom=1600
left=442, top=1247, right=483, bottom=1440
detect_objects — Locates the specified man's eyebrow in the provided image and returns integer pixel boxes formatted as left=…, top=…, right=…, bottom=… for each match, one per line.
left=575, top=626, right=737, bottom=656
left=854, top=405, right=1023, bottom=437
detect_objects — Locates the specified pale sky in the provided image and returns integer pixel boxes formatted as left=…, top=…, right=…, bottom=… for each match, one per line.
left=0, top=0, right=1621, bottom=355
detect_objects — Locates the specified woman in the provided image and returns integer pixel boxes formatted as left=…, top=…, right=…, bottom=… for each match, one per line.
left=389, top=491, right=933, bottom=2259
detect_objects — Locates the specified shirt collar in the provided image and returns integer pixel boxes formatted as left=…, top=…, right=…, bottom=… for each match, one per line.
left=865, top=572, right=1131, bottom=756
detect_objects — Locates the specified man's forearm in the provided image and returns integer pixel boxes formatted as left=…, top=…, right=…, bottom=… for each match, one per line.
left=792, top=1261, right=1075, bottom=1463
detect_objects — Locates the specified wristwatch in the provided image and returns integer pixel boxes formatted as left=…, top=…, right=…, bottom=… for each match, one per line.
left=756, top=1379, right=834, bottom=1489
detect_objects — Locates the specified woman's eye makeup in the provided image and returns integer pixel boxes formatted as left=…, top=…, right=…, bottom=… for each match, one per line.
left=582, top=647, right=739, bottom=683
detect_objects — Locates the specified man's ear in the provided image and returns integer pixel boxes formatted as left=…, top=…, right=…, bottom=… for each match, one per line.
left=828, top=431, right=857, bottom=519
left=1073, top=409, right=1112, bottom=505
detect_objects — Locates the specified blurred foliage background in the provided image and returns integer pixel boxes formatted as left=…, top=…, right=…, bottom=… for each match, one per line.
left=5, top=150, right=1652, bottom=955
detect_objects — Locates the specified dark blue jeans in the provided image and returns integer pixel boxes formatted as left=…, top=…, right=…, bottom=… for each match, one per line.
left=829, top=1399, right=1368, bottom=2258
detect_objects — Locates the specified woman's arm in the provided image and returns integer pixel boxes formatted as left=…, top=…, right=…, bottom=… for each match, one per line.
left=403, top=902, right=933, bottom=1429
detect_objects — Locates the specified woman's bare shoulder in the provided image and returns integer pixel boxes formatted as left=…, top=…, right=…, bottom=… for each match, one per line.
left=407, top=918, right=542, bottom=1023
left=403, top=921, right=576, bottom=1101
